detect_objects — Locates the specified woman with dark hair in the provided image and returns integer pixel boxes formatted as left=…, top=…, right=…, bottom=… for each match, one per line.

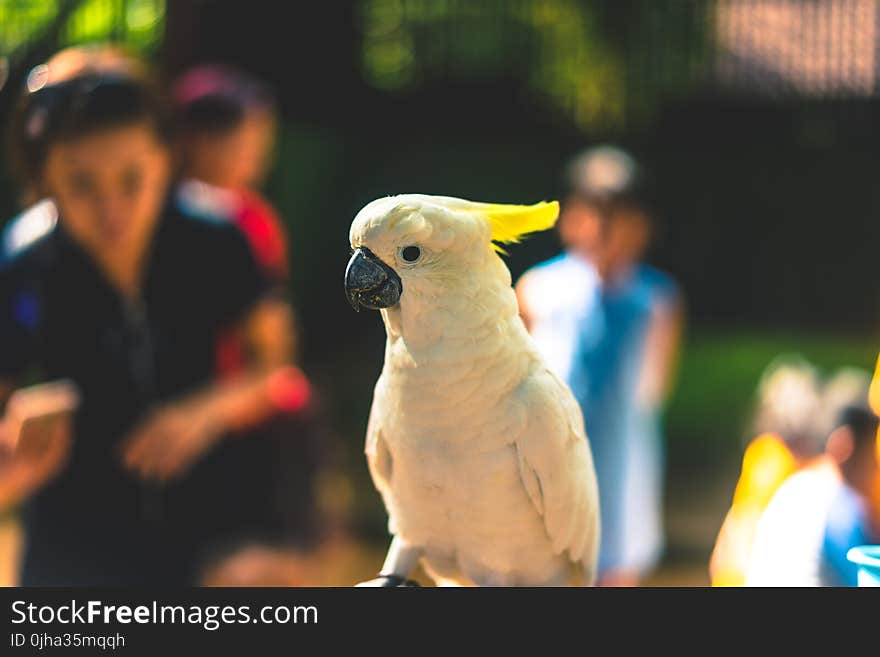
left=0, top=49, right=311, bottom=585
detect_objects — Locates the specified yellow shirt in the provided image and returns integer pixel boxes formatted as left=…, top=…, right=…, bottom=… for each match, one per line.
left=868, top=354, right=880, bottom=517
left=710, top=433, right=797, bottom=586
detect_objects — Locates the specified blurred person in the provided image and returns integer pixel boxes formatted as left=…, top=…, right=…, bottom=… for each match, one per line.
left=0, top=44, right=143, bottom=586
left=1, top=46, right=144, bottom=260
left=745, top=368, right=880, bottom=586
left=170, top=66, right=341, bottom=583
left=171, top=65, right=288, bottom=287
left=710, top=356, right=824, bottom=586
left=3, top=44, right=146, bottom=210
left=169, top=65, right=293, bottom=377
left=517, top=146, right=682, bottom=586
left=0, top=51, right=310, bottom=585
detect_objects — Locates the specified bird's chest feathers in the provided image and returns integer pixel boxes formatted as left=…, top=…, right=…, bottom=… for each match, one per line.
left=381, top=330, right=528, bottom=441
left=376, top=283, right=533, bottom=468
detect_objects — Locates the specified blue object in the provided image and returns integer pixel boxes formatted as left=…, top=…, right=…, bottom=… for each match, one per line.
left=847, top=546, right=880, bottom=587
left=520, top=255, right=678, bottom=576
left=568, top=265, right=675, bottom=575
left=821, top=485, right=873, bottom=586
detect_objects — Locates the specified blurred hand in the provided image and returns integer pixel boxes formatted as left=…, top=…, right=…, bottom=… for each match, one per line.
left=121, top=398, right=222, bottom=482
left=0, top=414, right=72, bottom=510
left=596, top=570, right=641, bottom=587
left=201, top=545, right=312, bottom=587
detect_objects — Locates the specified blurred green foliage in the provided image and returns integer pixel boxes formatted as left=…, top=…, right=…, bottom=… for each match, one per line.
left=0, top=0, right=164, bottom=56
left=357, top=0, right=712, bottom=130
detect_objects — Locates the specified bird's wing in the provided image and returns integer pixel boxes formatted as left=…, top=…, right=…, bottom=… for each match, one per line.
left=513, top=366, right=600, bottom=578
left=365, top=376, right=396, bottom=531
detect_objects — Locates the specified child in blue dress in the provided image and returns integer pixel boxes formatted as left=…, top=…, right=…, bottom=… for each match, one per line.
left=518, top=146, right=682, bottom=585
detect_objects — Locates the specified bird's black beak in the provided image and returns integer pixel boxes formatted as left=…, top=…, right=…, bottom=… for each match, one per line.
left=345, top=247, right=402, bottom=312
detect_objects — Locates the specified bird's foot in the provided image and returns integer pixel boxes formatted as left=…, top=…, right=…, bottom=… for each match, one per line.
left=355, top=574, right=420, bottom=587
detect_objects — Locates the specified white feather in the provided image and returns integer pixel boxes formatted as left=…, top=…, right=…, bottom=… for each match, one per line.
left=353, top=194, right=600, bottom=586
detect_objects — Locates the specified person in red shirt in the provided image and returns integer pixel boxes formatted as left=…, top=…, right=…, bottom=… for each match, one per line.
left=170, top=66, right=341, bottom=583
left=172, top=65, right=288, bottom=284
left=171, top=65, right=301, bottom=377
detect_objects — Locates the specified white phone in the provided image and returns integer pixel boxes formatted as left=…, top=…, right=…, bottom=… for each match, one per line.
left=4, top=379, right=80, bottom=453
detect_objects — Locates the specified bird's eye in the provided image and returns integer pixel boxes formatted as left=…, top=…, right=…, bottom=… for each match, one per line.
left=400, top=245, right=421, bottom=263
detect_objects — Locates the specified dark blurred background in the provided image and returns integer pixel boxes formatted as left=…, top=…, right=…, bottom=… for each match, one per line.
left=2, top=0, right=878, bottom=583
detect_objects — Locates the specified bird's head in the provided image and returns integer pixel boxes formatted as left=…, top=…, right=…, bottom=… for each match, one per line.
left=345, top=194, right=558, bottom=312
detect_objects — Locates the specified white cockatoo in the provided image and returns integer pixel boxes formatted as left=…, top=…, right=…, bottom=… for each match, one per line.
left=344, top=194, right=599, bottom=586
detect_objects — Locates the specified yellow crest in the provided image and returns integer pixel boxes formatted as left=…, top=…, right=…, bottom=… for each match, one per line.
left=463, top=200, right=560, bottom=253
